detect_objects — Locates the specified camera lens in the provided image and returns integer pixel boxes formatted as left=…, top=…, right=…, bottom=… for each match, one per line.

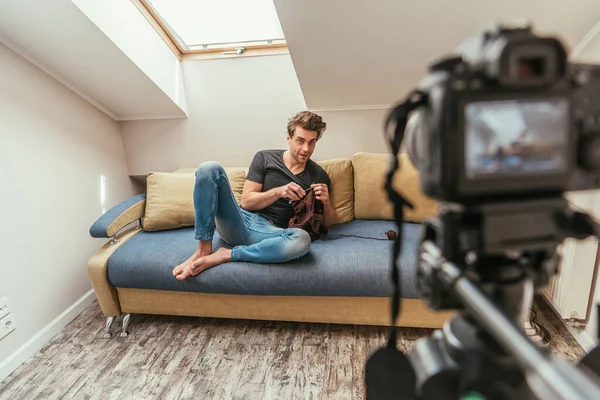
left=405, top=110, right=424, bottom=168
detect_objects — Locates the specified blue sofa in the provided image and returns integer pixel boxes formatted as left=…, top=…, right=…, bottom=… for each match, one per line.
left=86, top=154, right=450, bottom=337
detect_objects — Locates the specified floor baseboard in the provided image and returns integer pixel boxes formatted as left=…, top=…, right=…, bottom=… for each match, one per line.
left=0, top=289, right=96, bottom=382
left=536, top=294, right=590, bottom=354
left=568, top=326, right=597, bottom=353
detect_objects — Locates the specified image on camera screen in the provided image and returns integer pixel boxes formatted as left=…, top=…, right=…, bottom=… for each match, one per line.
left=465, top=98, right=568, bottom=178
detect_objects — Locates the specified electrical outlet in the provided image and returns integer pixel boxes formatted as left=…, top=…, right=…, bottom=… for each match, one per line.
left=0, top=314, right=16, bottom=340
left=0, top=298, right=9, bottom=319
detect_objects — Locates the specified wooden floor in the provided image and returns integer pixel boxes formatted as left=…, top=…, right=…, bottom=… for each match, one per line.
left=0, top=297, right=584, bottom=400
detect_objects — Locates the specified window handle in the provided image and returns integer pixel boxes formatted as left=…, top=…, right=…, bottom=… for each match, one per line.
left=223, top=47, right=246, bottom=55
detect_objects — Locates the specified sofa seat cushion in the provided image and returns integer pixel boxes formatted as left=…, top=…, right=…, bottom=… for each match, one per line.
left=107, top=219, right=422, bottom=298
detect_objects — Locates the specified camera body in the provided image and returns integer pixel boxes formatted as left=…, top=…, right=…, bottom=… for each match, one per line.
left=407, top=24, right=600, bottom=205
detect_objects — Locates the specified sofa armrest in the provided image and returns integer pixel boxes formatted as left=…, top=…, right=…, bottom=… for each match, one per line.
left=89, top=194, right=146, bottom=238
left=87, top=228, right=141, bottom=317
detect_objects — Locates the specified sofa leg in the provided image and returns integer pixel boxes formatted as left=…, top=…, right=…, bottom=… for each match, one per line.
left=120, top=313, right=132, bottom=337
left=103, top=316, right=116, bottom=339
left=523, top=317, right=550, bottom=347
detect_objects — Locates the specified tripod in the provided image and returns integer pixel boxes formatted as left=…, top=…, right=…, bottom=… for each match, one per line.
left=408, top=198, right=600, bottom=399
left=411, top=252, right=530, bottom=399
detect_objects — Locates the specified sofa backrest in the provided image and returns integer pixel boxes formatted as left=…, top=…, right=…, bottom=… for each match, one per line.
left=141, top=152, right=437, bottom=232
left=142, top=167, right=247, bottom=232
left=351, top=152, right=438, bottom=223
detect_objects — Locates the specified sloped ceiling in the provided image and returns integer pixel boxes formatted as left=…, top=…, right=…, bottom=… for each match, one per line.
left=274, top=0, right=600, bottom=109
left=0, top=0, right=186, bottom=120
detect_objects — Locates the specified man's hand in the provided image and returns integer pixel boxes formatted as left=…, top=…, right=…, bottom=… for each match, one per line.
left=312, top=183, right=335, bottom=227
left=311, top=183, right=330, bottom=205
left=279, top=182, right=306, bottom=201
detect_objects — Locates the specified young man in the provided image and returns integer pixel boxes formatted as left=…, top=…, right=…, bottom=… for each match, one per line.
left=173, top=111, right=335, bottom=280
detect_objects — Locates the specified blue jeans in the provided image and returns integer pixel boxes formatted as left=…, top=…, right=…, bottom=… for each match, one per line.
left=193, top=161, right=311, bottom=263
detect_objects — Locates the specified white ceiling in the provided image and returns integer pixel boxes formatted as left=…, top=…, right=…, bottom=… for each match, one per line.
left=274, top=0, right=600, bottom=109
left=0, top=0, right=186, bottom=120
left=1, top=0, right=598, bottom=118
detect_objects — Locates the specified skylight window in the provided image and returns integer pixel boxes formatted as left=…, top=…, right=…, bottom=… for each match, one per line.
left=142, top=0, right=285, bottom=53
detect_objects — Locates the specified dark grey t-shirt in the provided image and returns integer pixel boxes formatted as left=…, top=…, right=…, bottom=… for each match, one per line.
left=246, top=149, right=331, bottom=228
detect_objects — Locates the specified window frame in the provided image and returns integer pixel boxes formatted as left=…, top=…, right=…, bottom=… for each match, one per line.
left=131, top=0, right=288, bottom=61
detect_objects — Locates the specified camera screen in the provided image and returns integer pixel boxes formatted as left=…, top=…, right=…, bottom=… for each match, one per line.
left=464, top=98, right=568, bottom=179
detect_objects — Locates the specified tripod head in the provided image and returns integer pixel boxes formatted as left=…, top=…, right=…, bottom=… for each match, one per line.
left=410, top=196, right=599, bottom=399
left=418, top=196, right=596, bottom=315
left=366, top=187, right=600, bottom=400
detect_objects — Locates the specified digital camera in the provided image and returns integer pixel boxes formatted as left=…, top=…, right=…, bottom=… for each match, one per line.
left=405, top=24, right=600, bottom=205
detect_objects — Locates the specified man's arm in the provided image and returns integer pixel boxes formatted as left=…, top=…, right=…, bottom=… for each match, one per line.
left=323, top=200, right=336, bottom=228
left=243, top=152, right=277, bottom=210
left=241, top=181, right=278, bottom=210
left=312, top=183, right=336, bottom=228
left=241, top=180, right=306, bottom=211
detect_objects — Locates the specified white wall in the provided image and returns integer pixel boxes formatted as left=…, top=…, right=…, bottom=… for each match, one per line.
left=0, top=42, right=135, bottom=379
left=571, top=21, right=600, bottom=64
left=71, top=0, right=188, bottom=116
left=311, top=108, right=390, bottom=159
left=0, top=0, right=187, bottom=121
left=120, top=54, right=390, bottom=174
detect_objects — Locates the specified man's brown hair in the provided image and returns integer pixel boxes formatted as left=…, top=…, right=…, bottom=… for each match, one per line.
left=287, top=111, right=327, bottom=140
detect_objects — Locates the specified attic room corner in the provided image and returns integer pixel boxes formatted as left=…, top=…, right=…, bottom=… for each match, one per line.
left=0, top=40, right=135, bottom=381
left=2, top=0, right=600, bottom=397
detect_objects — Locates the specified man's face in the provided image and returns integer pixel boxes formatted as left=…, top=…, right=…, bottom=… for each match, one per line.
left=287, top=126, right=318, bottom=164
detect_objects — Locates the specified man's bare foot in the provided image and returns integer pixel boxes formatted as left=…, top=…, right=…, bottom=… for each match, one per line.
left=188, top=247, right=232, bottom=277
left=173, top=240, right=213, bottom=280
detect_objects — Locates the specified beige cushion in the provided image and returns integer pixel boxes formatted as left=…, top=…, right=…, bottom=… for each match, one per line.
left=173, top=167, right=247, bottom=206
left=143, top=168, right=247, bottom=232
left=316, top=159, right=354, bottom=225
left=352, top=152, right=438, bottom=222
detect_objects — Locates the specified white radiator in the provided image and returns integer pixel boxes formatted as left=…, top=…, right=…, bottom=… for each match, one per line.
left=544, top=237, right=598, bottom=321
left=544, top=190, right=600, bottom=322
